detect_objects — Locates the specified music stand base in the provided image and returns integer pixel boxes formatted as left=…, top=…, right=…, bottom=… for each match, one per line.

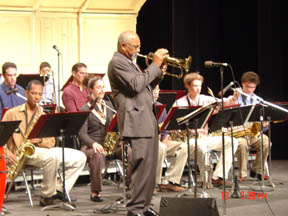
left=250, top=181, right=275, bottom=192
left=177, top=188, right=201, bottom=198
left=95, top=196, right=127, bottom=214
left=40, top=202, right=76, bottom=211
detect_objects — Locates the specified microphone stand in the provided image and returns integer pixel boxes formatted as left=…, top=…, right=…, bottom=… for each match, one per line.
left=219, top=66, right=227, bottom=216
left=229, top=121, right=240, bottom=198
left=55, top=49, right=61, bottom=112
left=42, top=47, right=76, bottom=211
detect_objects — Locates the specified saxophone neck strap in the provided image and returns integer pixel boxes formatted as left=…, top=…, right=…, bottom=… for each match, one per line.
left=24, top=105, right=38, bottom=134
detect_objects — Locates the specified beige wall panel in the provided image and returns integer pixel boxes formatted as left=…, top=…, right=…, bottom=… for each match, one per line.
left=36, top=13, right=78, bottom=88
left=0, top=12, right=33, bottom=74
left=81, top=14, right=136, bottom=90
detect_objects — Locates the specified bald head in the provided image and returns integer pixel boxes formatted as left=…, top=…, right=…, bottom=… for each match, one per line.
left=117, top=31, right=138, bottom=50
left=117, top=30, right=141, bottom=59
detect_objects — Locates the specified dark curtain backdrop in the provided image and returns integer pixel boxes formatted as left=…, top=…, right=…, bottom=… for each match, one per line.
left=137, top=0, right=288, bottom=159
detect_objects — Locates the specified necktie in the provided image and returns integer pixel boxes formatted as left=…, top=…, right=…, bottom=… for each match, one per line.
left=6, top=88, right=18, bottom=95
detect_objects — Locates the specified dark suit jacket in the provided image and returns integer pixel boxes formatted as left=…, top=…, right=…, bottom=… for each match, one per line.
left=108, top=52, right=162, bottom=138
left=78, top=101, right=114, bottom=147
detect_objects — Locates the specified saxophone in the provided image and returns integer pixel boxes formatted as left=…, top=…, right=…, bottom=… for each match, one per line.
left=210, top=122, right=260, bottom=138
left=7, top=105, right=44, bottom=182
left=103, top=132, right=120, bottom=156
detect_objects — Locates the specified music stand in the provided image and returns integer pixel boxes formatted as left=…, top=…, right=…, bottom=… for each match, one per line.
left=246, top=102, right=288, bottom=191
left=155, top=104, right=166, bottom=120
left=0, top=120, right=21, bottom=210
left=161, top=103, right=216, bottom=198
left=16, top=74, right=45, bottom=89
left=28, top=111, right=90, bottom=211
left=157, top=91, right=177, bottom=112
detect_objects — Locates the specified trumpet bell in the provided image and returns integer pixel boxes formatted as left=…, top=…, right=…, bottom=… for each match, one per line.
left=137, top=53, right=192, bottom=79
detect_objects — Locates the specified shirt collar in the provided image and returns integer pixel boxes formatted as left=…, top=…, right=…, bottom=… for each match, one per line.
left=2, top=82, right=16, bottom=91
left=19, top=103, right=26, bottom=112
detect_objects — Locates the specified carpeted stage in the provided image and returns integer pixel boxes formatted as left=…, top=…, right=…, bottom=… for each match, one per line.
left=2, top=160, right=288, bottom=216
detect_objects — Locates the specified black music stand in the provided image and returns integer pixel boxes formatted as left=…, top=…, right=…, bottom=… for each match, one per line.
left=0, top=121, right=22, bottom=206
left=28, top=111, right=89, bottom=211
left=161, top=103, right=216, bottom=198
left=16, top=74, right=45, bottom=89
left=155, top=104, right=166, bottom=121
left=246, top=102, right=288, bottom=191
left=209, top=105, right=255, bottom=198
left=157, top=91, right=178, bottom=112
left=0, top=121, right=21, bottom=147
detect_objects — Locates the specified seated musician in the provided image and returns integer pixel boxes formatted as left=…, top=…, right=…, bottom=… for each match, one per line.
left=62, top=63, right=88, bottom=112
left=2, top=80, right=86, bottom=206
left=235, top=71, right=270, bottom=182
left=39, top=62, right=58, bottom=105
left=153, top=84, right=187, bottom=192
left=78, top=76, right=132, bottom=202
left=0, top=62, right=26, bottom=118
left=174, top=72, right=239, bottom=187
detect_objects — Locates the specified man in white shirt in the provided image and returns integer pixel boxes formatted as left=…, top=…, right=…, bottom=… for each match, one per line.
left=174, top=72, right=239, bottom=187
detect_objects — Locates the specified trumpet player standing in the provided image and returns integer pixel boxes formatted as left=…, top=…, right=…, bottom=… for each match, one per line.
left=108, top=30, right=168, bottom=216
left=235, top=71, right=270, bottom=182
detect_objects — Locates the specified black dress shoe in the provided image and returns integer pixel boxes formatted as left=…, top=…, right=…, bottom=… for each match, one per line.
left=90, top=195, right=104, bottom=202
left=127, top=211, right=144, bottom=216
left=53, top=191, right=77, bottom=202
left=250, top=170, right=269, bottom=180
left=39, top=196, right=55, bottom=207
left=144, top=208, right=158, bottom=216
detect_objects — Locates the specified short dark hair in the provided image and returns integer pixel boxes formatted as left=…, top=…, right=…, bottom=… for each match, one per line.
left=241, top=71, right=260, bottom=85
left=27, top=80, right=43, bottom=91
left=2, top=62, right=17, bottom=75
left=72, top=63, right=87, bottom=73
left=39, top=62, right=51, bottom=72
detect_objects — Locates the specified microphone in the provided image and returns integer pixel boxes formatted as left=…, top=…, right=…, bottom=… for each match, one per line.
left=218, top=81, right=235, bottom=97
left=53, top=45, right=60, bottom=53
left=204, top=61, right=229, bottom=68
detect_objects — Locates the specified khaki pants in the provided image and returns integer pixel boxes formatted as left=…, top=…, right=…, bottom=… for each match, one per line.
left=189, top=135, right=238, bottom=180
left=27, top=147, right=86, bottom=198
left=156, top=140, right=187, bottom=185
left=236, top=134, right=269, bottom=177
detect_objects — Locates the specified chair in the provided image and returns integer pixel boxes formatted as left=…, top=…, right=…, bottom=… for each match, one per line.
left=248, top=148, right=270, bottom=177
left=6, top=165, right=70, bottom=207
left=102, top=158, right=124, bottom=190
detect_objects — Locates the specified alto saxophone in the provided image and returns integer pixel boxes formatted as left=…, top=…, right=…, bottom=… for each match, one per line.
left=7, top=105, right=44, bottom=182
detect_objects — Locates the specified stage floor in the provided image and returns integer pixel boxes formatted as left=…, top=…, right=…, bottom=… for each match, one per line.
left=2, top=160, right=288, bottom=216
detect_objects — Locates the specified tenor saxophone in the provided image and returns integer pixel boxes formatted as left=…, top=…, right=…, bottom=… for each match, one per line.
left=7, top=105, right=44, bottom=182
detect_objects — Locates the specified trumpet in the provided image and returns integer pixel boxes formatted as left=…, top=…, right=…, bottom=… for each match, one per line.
left=137, top=53, right=192, bottom=79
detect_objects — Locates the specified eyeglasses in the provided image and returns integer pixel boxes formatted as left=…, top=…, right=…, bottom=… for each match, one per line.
left=126, top=43, right=141, bottom=49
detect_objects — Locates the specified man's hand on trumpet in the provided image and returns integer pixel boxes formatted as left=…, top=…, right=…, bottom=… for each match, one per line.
left=152, top=48, right=169, bottom=68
